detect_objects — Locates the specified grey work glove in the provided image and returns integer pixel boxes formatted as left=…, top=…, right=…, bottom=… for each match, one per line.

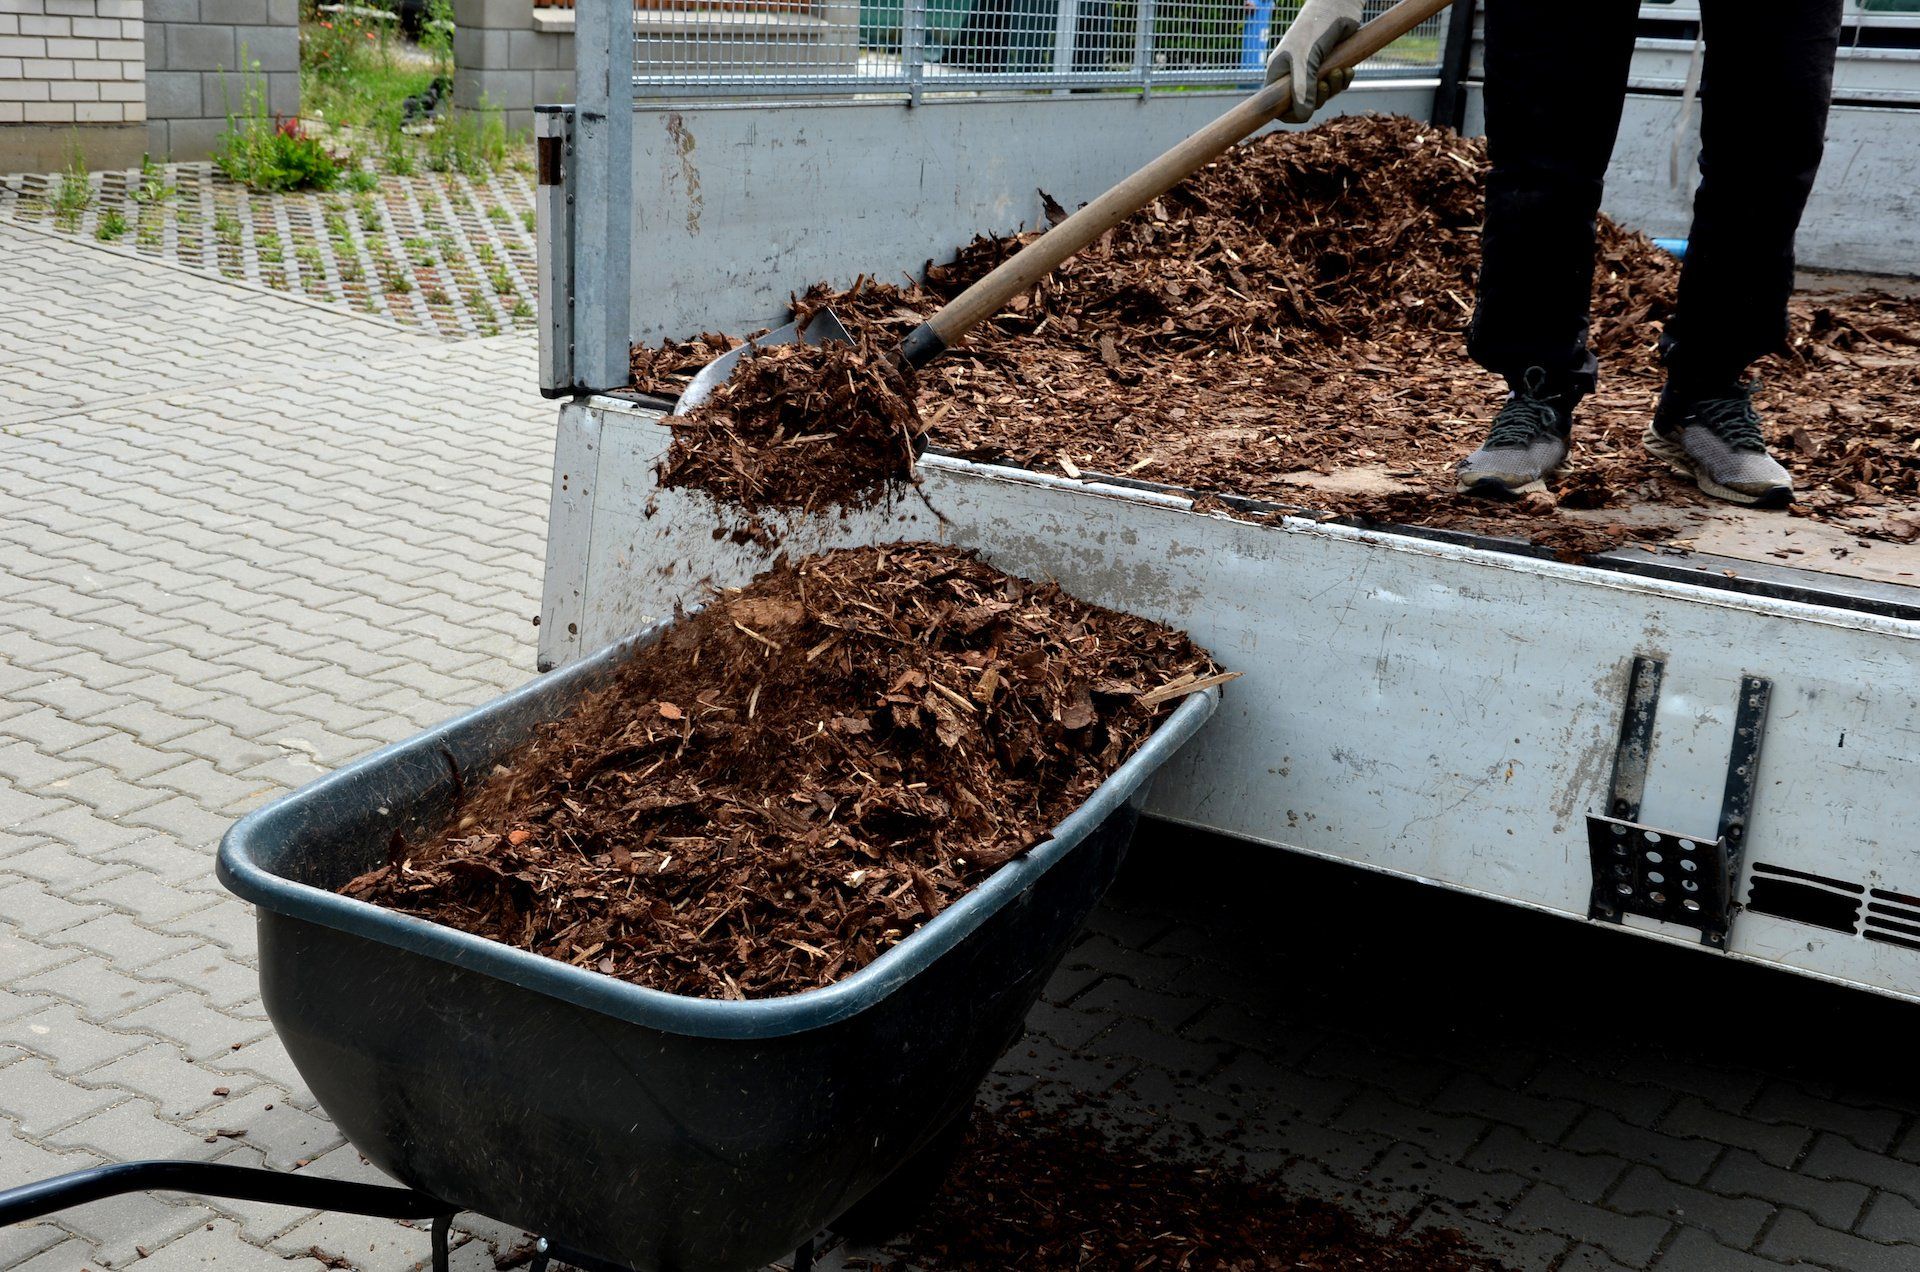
left=1266, top=0, right=1363, bottom=124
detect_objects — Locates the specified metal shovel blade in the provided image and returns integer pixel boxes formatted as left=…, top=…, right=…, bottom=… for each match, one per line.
left=675, top=308, right=855, bottom=414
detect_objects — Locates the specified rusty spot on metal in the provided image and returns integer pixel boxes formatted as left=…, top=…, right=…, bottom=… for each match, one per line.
left=665, top=112, right=703, bottom=235
left=538, top=135, right=562, bottom=187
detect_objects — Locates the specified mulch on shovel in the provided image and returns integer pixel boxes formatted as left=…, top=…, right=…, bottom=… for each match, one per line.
left=648, top=296, right=925, bottom=519
left=340, top=543, right=1221, bottom=1000
left=872, top=1098, right=1510, bottom=1271
left=631, top=115, right=1920, bottom=558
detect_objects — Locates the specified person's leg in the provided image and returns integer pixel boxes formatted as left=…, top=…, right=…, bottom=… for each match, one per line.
left=1644, top=0, right=1842, bottom=508
left=1661, top=0, right=1843, bottom=387
left=1456, top=0, right=1641, bottom=497
left=1467, top=0, right=1642, bottom=393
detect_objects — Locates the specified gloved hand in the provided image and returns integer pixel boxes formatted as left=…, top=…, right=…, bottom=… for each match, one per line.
left=1265, top=0, right=1363, bottom=124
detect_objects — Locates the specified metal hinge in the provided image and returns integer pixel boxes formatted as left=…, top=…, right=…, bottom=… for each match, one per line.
left=1587, top=656, right=1772, bottom=950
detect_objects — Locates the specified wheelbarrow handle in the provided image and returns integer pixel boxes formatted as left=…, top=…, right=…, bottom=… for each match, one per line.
left=0, top=1159, right=452, bottom=1227
left=896, top=0, right=1459, bottom=368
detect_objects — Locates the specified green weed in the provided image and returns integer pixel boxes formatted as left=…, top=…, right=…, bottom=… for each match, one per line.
left=52, top=146, right=91, bottom=217
left=216, top=55, right=341, bottom=192
left=131, top=154, right=176, bottom=204
left=95, top=209, right=128, bottom=241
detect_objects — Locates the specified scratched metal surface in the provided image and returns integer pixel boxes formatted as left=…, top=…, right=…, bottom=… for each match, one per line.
left=542, top=398, right=1920, bottom=1002
left=613, top=82, right=1440, bottom=345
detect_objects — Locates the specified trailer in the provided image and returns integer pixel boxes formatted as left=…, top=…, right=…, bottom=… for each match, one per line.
left=535, top=0, right=1920, bottom=1003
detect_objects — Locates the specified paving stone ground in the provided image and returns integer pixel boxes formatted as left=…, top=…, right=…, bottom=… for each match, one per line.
left=4, top=216, right=1920, bottom=1271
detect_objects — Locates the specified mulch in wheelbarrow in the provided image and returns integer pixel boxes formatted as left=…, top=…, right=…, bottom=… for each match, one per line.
left=868, top=1098, right=1510, bottom=1271
left=631, top=115, right=1920, bottom=560
left=340, top=543, right=1223, bottom=1000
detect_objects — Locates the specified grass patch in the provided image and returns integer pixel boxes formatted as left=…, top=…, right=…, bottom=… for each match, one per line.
left=52, top=147, right=92, bottom=220
left=424, top=106, right=512, bottom=178
left=95, top=209, right=128, bottom=241
left=217, top=56, right=342, bottom=192
left=131, top=155, right=176, bottom=205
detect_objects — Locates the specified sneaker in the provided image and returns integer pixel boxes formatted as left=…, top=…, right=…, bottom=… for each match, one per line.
left=1643, top=380, right=1794, bottom=509
left=1456, top=367, right=1579, bottom=498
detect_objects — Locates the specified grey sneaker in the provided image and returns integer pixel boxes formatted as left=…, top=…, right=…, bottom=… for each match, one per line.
left=1644, top=381, right=1794, bottom=509
left=1457, top=368, right=1579, bottom=498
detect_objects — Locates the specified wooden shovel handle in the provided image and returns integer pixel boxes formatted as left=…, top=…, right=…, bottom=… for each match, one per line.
left=897, top=0, right=1459, bottom=367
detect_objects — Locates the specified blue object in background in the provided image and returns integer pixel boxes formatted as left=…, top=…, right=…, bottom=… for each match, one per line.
left=1242, top=0, right=1274, bottom=72
left=1652, top=237, right=1689, bottom=260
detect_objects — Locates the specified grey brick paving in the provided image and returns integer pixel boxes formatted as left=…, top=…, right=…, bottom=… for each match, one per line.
left=1, top=216, right=552, bottom=1269
left=7, top=215, right=1920, bottom=1272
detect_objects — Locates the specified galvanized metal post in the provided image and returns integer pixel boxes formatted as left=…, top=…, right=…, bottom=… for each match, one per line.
left=904, top=0, right=927, bottom=105
left=573, top=0, right=634, bottom=393
left=535, top=105, right=576, bottom=397
left=1133, top=0, right=1155, bottom=97
left=1050, top=0, right=1081, bottom=92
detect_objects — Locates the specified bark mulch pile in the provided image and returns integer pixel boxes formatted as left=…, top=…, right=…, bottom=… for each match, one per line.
left=340, top=543, right=1222, bottom=1000
left=646, top=295, right=925, bottom=520
left=870, top=1098, right=1509, bottom=1271
left=631, top=115, right=1920, bottom=559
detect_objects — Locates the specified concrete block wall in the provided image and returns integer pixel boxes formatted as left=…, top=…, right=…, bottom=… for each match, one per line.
left=0, top=0, right=146, bottom=171
left=452, top=0, right=572, bottom=133
left=144, top=0, right=300, bottom=161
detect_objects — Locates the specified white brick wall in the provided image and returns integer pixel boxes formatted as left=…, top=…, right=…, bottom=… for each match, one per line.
left=0, top=0, right=144, bottom=125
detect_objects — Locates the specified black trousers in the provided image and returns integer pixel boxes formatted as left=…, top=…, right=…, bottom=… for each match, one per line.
left=1467, top=0, right=1843, bottom=393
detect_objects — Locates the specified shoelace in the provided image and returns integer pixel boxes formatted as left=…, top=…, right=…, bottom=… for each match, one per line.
left=1685, top=387, right=1768, bottom=452
left=1484, top=393, right=1564, bottom=448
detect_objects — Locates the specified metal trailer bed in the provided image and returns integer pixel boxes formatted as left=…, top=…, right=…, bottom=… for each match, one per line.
left=534, top=0, right=1920, bottom=1004
left=538, top=400, right=1920, bottom=1003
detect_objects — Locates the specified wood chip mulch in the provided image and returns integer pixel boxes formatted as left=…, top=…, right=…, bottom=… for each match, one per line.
left=651, top=310, right=925, bottom=520
left=340, top=544, right=1222, bottom=1000
left=867, top=1098, right=1511, bottom=1271
left=630, top=115, right=1920, bottom=560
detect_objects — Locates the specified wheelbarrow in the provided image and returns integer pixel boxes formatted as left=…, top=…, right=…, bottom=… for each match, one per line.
left=0, top=616, right=1218, bottom=1272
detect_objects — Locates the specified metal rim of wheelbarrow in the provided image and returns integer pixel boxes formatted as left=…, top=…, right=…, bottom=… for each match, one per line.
left=216, top=619, right=1220, bottom=1041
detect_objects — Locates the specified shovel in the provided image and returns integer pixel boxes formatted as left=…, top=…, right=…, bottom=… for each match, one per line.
left=680, top=0, right=1457, bottom=411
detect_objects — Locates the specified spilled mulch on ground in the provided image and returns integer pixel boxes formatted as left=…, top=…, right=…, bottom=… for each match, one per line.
left=631, top=116, right=1920, bottom=558
left=342, top=544, right=1220, bottom=1000
left=652, top=284, right=925, bottom=519
left=874, top=1099, right=1509, bottom=1271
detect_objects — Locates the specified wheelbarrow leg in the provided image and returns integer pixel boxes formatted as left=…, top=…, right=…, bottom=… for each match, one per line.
left=793, top=1235, right=816, bottom=1272
left=431, top=1211, right=455, bottom=1272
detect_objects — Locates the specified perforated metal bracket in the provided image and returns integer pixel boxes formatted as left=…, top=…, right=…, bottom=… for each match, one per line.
left=1586, top=661, right=1772, bottom=950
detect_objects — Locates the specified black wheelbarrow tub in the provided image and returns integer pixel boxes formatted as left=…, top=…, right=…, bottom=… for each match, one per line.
left=216, top=621, right=1219, bottom=1272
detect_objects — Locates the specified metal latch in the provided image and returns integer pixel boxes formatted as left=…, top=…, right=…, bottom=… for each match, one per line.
left=1586, top=656, right=1772, bottom=949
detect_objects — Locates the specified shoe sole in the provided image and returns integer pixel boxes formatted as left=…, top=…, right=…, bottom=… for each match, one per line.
left=1457, top=474, right=1547, bottom=499
left=1641, top=426, right=1793, bottom=510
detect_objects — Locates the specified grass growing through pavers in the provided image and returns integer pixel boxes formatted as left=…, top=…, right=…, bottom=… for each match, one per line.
left=0, top=0, right=536, bottom=339
left=1, top=160, right=539, bottom=340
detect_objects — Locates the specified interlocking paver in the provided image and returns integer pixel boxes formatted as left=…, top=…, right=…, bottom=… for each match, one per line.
left=1706, top=1148, right=1873, bottom=1232
left=1755, top=1208, right=1915, bottom=1271
left=1506, top=1182, right=1673, bottom=1268
left=1605, top=1165, right=1775, bottom=1251
left=0, top=1057, right=123, bottom=1137
left=0, top=1000, right=147, bottom=1075
left=1652, top=1228, right=1793, bottom=1270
